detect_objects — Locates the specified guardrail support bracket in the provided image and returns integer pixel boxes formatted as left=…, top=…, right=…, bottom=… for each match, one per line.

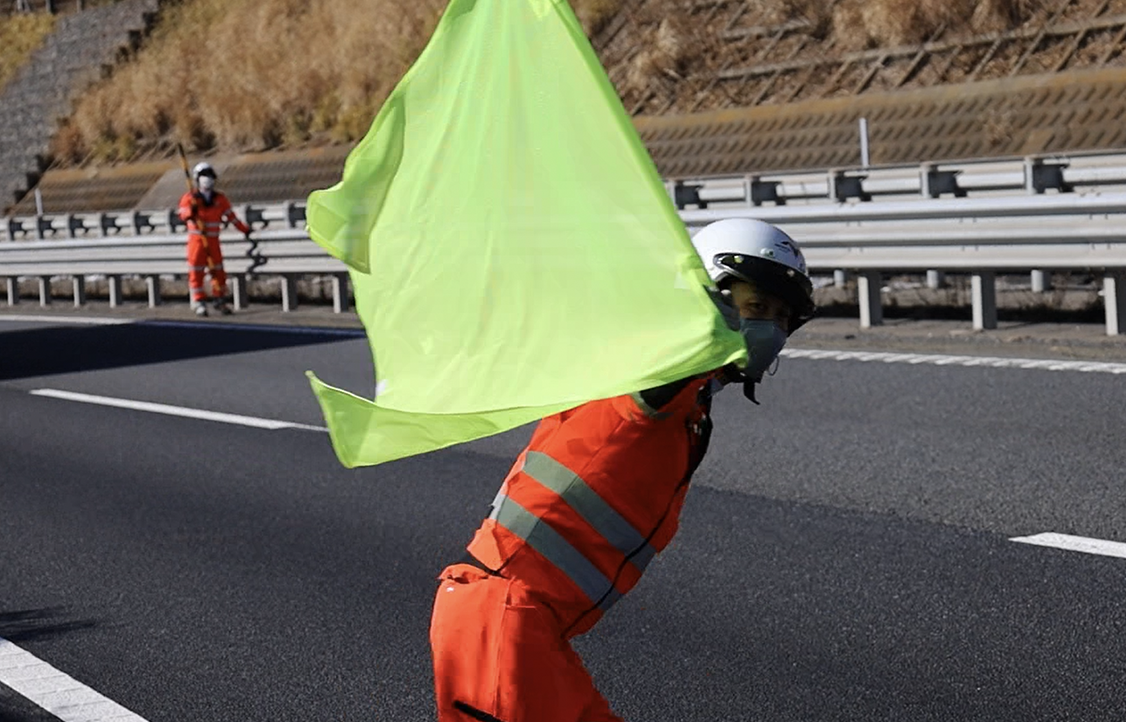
left=108, top=275, right=123, bottom=308
left=146, top=276, right=162, bottom=308
left=972, top=272, right=998, bottom=331
left=1106, top=272, right=1125, bottom=336
left=858, top=271, right=883, bottom=328
left=281, top=275, right=298, bottom=312
left=331, top=273, right=350, bottom=313
left=38, top=276, right=51, bottom=307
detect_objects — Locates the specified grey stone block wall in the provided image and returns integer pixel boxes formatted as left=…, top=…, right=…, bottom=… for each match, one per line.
left=0, top=0, right=161, bottom=212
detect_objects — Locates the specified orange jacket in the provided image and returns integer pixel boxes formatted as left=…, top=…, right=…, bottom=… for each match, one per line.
left=467, top=375, right=716, bottom=638
left=177, top=190, right=250, bottom=240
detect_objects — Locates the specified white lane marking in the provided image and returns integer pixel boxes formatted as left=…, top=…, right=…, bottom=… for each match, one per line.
left=30, top=389, right=327, bottom=432
left=0, top=314, right=131, bottom=326
left=0, top=313, right=364, bottom=337
left=136, top=319, right=365, bottom=337
left=782, top=349, right=1126, bottom=375
left=0, top=637, right=149, bottom=722
left=1010, top=533, right=1126, bottom=559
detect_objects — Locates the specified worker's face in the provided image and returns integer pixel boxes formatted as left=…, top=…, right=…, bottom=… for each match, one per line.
left=729, top=280, right=791, bottom=333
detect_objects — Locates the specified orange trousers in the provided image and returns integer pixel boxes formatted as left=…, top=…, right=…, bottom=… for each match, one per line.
left=430, top=564, right=623, bottom=722
left=186, top=235, right=227, bottom=302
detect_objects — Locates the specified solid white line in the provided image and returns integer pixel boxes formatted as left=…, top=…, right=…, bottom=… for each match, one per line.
left=782, top=348, right=1126, bottom=375
left=0, top=637, right=149, bottom=722
left=0, top=313, right=365, bottom=337
left=0, top=314, right=131, bottom=326
left=1010, top=532, right=1126, bottom=559
left=30, top=389, right=327, bottom=433
left=137, top=319, right=365, bottom=337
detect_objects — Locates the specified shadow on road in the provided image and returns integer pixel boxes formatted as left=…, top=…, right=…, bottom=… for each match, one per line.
left=0, top=608, right=97, bottom=643
left=0, top=322, right=359, bottom=381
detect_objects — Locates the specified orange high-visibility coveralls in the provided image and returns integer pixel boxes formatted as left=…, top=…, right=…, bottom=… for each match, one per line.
left=177, top=191, right=250, bottom=304
left=430, top=375, right=716, bottom=722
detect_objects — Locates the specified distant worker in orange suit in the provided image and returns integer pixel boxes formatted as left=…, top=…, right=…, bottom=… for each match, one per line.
left=177, top=162, right=251, bottom=317
left=429, top=218, right=818, bottom=722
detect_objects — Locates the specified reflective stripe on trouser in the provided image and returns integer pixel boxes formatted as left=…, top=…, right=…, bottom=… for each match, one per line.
left=186, top=237, right=227, bottom=301
left=488, top=451, right=659, bottom=612
left=430, top=564, right=624, bottom=722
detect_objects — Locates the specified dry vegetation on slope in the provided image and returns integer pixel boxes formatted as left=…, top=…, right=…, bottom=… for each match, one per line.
left=0, top=12, right=56, bottom=94
left=54, top=0, right=629, bottom=164
left=55, top=0, right=1046, bottom=165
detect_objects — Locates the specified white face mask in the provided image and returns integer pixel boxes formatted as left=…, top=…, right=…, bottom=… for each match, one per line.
left=198, top=175, right=215, bottom=192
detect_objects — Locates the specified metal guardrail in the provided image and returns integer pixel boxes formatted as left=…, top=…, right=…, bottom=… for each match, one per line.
left=669, top=152, right=1126, bottom=335
left=3, top=150, right=1126, bottom=334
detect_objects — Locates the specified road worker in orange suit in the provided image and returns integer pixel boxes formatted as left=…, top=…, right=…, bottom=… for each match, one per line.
left=177, top=162, right=251, bottom=317
left=429, top=218, right=817, bottom=722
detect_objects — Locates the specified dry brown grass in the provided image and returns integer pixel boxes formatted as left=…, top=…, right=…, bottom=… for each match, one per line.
left=58, top=0, right=449, bottom=163
left=832, top=0, right=1043, bottom=50
left=0, top=12, right=56, bottom=94
left=55, top=0, right=637, bottom=164
left=573, top=0, right=626, bottom=36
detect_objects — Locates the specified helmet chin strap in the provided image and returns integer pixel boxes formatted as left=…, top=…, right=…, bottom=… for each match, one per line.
left=743, top=378, right=760, bottom=405
left=720, top=363, right=761, bottom=405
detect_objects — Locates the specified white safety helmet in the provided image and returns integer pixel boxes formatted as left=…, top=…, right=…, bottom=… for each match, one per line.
left=192, top=162, right=217, bottom=191
left=691, top=218, right=815, bottom=332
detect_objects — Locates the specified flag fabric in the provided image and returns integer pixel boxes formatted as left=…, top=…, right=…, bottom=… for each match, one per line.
left=305, top=0, right=746, bottom=468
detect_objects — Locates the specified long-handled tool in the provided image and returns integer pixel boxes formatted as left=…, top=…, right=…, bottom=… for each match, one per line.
left=176, top=143, right=214, bottom=272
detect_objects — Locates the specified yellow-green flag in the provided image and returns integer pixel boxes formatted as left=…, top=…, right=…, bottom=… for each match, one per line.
left=306, top=0, right=746, bottom=468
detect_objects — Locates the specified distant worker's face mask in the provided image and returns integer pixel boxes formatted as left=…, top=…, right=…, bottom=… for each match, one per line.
left=739, top=318, right=787, bottom=383
left=198, top=175, right=216, bottom=192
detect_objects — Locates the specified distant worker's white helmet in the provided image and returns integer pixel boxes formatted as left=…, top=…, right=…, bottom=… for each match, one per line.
left=192, top=162, right=217, bottom=192
left=691, top=218, right=815, bottom=332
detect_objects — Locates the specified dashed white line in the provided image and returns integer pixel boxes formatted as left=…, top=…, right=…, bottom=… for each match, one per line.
left=0, top=637, right=149, bottom=722
left=782, top=349, right=1126, bottom=374
left=30, top=389, right=328, bottom=432
left=1010, top=533, right=1126, bottom=559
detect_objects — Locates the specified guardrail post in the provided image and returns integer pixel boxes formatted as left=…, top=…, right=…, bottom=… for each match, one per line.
left=1106, top=271, right=1125, bottom=336
left=6, top=277, right=18, bottom=306
left=108, top=275, right=123, bottom=307
left=281, top=274, right=298, bottom=312
left=1030, top=270, right=1048, bottom=293
left=926, top=270, right=945, bottom=289
left=858, top=271, right=883, bottom=328
left=972, top=272, right=998, bottom=330
left=230, top=274, right=247, bottom=311
left=146, top=275, right=162, bottom=307
left=72, top=276, right=86, bottom=307
left=833, top=270, right=850, bottom=288
left=38, top=276, right=52, bottom=306
left=331, top=273, right=350, bottom=313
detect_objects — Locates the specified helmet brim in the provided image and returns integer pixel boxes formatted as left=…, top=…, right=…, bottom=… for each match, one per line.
left=714, top=253, right=815, bottom=331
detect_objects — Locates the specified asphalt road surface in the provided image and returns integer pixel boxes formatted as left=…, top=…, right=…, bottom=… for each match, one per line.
left=2, top=314, right=1126, bottom=722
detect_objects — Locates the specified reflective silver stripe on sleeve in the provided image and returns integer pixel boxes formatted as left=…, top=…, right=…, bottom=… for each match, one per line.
left=522, top=452, right=659, bottom=575
left=489, top=494, right=612, bottom=605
